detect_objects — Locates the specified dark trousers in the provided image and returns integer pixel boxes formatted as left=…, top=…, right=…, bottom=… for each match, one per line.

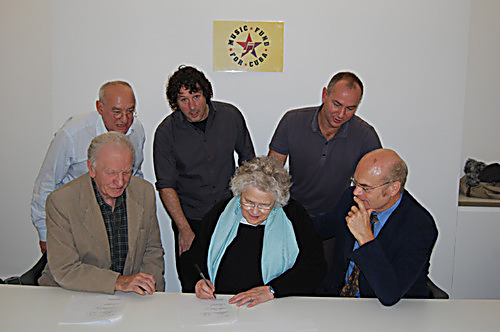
left=311, top=214, right=336, bottom=272
left=172, top=218, right=202, bottom=292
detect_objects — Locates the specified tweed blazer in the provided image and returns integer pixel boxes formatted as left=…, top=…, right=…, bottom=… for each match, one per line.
left=39, top=173, right=164, bottom=293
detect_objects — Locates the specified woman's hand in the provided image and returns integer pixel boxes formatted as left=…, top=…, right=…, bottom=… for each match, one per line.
left=195, top=279, right=216, bottom=299
left=228, top=286, right=274, bottom=307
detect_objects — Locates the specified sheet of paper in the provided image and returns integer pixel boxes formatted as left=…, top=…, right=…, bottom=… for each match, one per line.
left=177, top=296, right=238, bottom=326
left=59, top=293, right=126, bottom=325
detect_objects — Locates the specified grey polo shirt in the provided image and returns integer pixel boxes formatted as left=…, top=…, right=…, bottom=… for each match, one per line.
left=269, top=106, right=381, bottom=217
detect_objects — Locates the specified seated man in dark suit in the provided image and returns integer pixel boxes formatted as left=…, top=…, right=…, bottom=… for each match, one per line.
left=317, top=148, right=438, bottom=306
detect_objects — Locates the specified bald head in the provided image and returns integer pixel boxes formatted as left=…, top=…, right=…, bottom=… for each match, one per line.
left=357, top=149, right=408, bottom=192
left=352, top=149, right=407, bottom=213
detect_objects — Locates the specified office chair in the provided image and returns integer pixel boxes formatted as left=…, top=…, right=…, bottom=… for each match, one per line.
left=3, top=252, right=47, bottom=286
left=427, top=277, right=449, bottom=299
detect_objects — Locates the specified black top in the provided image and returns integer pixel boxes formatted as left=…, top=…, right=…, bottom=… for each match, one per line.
left=180, top=198, right=327, bottom=297
left=215, top=224, right=265, bottom=294
left=153, top=101, right=255, bottom=220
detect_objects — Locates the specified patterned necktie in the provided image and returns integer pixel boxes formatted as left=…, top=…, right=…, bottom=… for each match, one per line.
left=340, top=214, right=378, bottom=297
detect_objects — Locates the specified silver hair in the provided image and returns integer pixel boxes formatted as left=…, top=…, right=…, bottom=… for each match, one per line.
left=87, top=132, right=135, bottom=168
left=386, top=157, right=408, bottom=191
left=98, top=81, right=134, bottom=103
left=230, top=156, right=291, bottom=207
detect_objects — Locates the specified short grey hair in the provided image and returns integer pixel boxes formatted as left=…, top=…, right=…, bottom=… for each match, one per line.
left=386, top=157, right=408, bottom=191
left=98, top=81, right=134, bottom=103
left=87, top=132, right=135, bottom=168
left=230, top=156, right=291, bottom=207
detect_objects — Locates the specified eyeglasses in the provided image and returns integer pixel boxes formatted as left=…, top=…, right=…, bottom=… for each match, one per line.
left=111, top=109, right=136, bottom=119
left=350, top=177, right=392, bottom=192
left=240, top=200, right=274, bottom=212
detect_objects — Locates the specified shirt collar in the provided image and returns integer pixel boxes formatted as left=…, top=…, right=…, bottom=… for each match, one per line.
left=372, top=192, right=403, bottom=236
left=178, top=101, right=215, bottom=124
left=239, top=217, right=267, bottom=227
left=310, top=104, right=353, bottom=140
left=91, top=177, right=126, bottom=209
left=310, top=105, right=322, bottom=133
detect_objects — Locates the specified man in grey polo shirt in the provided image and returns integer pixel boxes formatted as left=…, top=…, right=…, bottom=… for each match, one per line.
left=268, top=72, right=381, bottom=268
left=153, top=65, right=255, bottom=290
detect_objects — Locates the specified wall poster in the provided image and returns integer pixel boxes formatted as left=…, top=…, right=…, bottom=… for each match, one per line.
left=213, top=20, right=284, bottom=72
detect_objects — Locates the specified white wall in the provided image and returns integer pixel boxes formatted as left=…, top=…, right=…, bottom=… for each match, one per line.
left=452, top=0, right=500, bottom=299
left=1, top=0, right=476, bottom=297
left=453, top=207, right=500, bottom=299
left=461, top=0, right=500, bottom=165
left=0, top=0, right=52, bottom=274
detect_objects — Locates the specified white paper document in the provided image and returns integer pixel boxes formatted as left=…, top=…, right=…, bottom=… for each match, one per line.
left=177, top=296, right=238, bottom=326
left=59, top=293, right=126, bottom=324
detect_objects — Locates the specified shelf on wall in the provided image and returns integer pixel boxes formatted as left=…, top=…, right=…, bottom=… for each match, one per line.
left=458, top=193, right=500, bottom=207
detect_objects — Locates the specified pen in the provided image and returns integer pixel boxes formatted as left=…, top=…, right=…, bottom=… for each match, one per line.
left=194, top=263, right=216, bottom=299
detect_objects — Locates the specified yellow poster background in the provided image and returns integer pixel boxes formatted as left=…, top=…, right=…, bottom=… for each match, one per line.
left=213, top=21, right=284, bottom=72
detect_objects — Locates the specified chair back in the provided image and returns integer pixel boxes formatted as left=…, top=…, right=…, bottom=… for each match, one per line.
left=3, top=253, right=47, bottom=286
left=427, top=277, right=449, bottom=299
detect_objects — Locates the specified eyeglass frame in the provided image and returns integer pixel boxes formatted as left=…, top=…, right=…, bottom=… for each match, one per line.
left=240, top=200, right=274, bottom=212
left=350, top=176, right=393, bottom=192
left=110, top=109, right=136, bottom=119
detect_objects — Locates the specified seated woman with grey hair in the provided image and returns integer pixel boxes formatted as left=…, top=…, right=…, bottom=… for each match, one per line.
left=180, top=156, right=326, bottom=307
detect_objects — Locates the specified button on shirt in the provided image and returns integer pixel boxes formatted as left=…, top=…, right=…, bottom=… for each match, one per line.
left=31, top=112, right=145, bottom=241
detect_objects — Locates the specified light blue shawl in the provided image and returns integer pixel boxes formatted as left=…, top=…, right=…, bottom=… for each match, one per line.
left=207, top=197, right=299, bottom=285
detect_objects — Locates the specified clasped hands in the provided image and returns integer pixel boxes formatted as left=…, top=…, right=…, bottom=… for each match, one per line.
left=195, top=279, right=274, bottom=307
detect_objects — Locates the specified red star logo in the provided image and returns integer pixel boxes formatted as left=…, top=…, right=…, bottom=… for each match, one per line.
left=237, top=33, right=261, bottom=58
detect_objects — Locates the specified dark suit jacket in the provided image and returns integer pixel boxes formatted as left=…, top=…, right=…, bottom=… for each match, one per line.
left=39, top=174, right=165, bottom=293
left=317, top=187, right=438, bottom=306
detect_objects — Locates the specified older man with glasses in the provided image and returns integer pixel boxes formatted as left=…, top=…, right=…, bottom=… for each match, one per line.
left=31, top=81, right=145, bottom=254
left=316, top=148, right=438, bottom=306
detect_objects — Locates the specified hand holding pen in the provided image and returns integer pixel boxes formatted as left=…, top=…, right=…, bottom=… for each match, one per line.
left=194, top=264, right=216, bottom=299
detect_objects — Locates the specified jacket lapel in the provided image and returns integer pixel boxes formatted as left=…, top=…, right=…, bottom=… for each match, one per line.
left=375, top=190, right=411, bottom=251
left=79, top=174, right=111, bottom=265
left=123, top=178, right=144, bottom=274
left=343, top=222, right=356, bottom=268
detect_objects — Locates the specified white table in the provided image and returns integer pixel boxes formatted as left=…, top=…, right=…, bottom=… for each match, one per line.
left=1, top=285, right=499, bottom=331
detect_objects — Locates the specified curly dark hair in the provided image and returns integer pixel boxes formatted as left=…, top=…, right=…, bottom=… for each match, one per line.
left=166, top=65, right=213, bottom=112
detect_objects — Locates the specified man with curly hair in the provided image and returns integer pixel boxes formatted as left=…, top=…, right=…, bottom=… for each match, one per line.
left=153, top=65, right=255, bottom=289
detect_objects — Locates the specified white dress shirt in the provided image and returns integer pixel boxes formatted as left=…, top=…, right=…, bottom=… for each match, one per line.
left=31, top=112, right=145, bottom=241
